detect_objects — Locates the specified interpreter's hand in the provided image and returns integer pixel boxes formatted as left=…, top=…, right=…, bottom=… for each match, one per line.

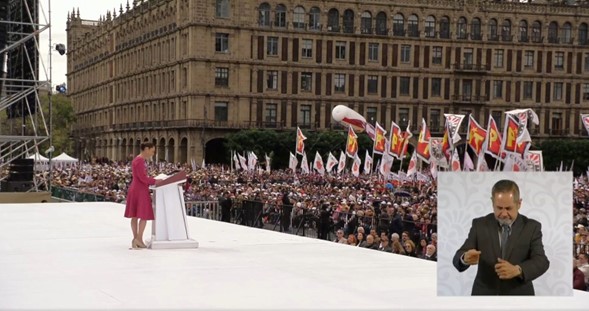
left=495, top=258, right=521, bottom=280
left=463, top=249, right=481, bottom=265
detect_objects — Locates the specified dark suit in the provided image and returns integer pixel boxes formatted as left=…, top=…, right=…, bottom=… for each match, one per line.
left=452, top=213, right=549, bottom=295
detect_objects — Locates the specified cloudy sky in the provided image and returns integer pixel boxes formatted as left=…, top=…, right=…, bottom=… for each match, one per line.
left=39, top=0, right=126, bottom=87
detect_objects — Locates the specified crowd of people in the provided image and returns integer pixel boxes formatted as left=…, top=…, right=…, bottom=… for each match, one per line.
left=18, top=158, right=589, bottom=288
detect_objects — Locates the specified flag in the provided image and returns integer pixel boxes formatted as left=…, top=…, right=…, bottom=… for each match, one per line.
left=289, top=152, right=298, bottom=172
left=501, top=114, right=519, bottom=155
left=265, top=153, right=271, bottom=173
left=313, top=151, right=325, bottom=175
left=379, top=151, right=394, bottom=177
left=351, top=154, right=361, bottom=177
left=301, top=152, right=309, bottom=174
left=429, top=137, right=448, bottom=168
left=326, top=152, right=338, bottom=173
left=444, top=114, right=465, bottom=145
left=345, top=126, right=359, bottom=158
left=505, top=109, right=539, bottom=143
left=463, top=151, right=475, bottom=171
left=467, top=115, right=487, bottom=155
left=337, top=151, right=346, bottom=174
left=416, top=118, right=431, bottom=163
left=239, top=153, right=248, bottom=170
left=430, top=160, right=437, bottom=180
left=233, top=152, right=240, bottom=170
left=191, top=159, right=196, bottom=171
left=364, top=150, right=373, bottom=175
left=581, top=114, right=589, bottom=136
left=485, top=114, right=502, bottom=159
left=400, top=120, right=413, bottom=159
left=248, top=152, right=258, bottom=171
left=441, top=126, right=451, bottom=160
left=476, top=150, right=489, bottom=172
left=451, top=150, right=461, bottom=171
left=201, top=158, right=205, bottom=169
left=296, top=127, right=307, bottom=155
left=407, top=151, right=417, bottom=176
left=526, top=151, right=543, bottom=172
left=373, top=122, right=387, bottom=154
left=389, top=121, right=403, bottom=159
left=516, top=140, right=531, bottom=159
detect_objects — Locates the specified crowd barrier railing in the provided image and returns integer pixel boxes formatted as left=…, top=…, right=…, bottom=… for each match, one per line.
left=51, top=186, right=106, bottom=202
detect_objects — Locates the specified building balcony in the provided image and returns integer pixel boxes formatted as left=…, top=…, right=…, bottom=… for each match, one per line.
left=453, top=63, right=490, bottom=72
left=452, top=94, right=489, bottom=104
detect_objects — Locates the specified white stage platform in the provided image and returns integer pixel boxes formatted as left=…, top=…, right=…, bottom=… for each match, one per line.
left=0, top=202, right=587, bottom=310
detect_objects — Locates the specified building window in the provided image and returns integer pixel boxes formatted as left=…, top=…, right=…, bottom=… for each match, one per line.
left=432, top=47, right=442, bottom=64
left=334, top=74, right=345, bottom=93
left=430, top=109, right=441, bottom=132
left=275, top=4, right=286, bottom=28
left=554, top=82, right=563, bottom=100
left=215, top=0, right=229, bottom=18
left=425, top=16, right=436, bottom=38
left=492, top=111, right=502, bottom=129
left=302, top=39, right=313, bottom=58
left=376, top=12, right=387, bottom=35
left=299, top=104, right=311, bottom=126
left=555, top=52, right=564, bottom=70
left=258, top=3, right=270, bottom=27
left=523, top=81, right=533, bottom=99
left=583, top=83, right=589, bottom=100
left=393, top=14, right=404, bottom=36
left=400, top=77, right=410, bottom=95
left=368, top=43, right=379, bottom=61
left=579, top=23, right=588, bottom=45
left=214, top=102, right=228, bottom=121
left=531, top=21, right=542, bottom=43
left=551, top=112, right=562, bottom=133
left=494, top=49, right=504, bottom=67
left=561, top=22, right=572, bottom=44
left=471, top=18, right=482, bottom=40
left=401, top=45, right=411, bottom=63
left=548, top=21, right=558, bottom=43
left=309, top=7, right=321, bottom=30
left=265, top=103, right=277, bottom=124
left=502, top=19, right=512, bottom=41
left=267, top=36, right=278, bottom=56
left=407, top=14, right=419, bottom=37
left=366, top=107, right=377, bottom=124
left=585, top=53, right=589, bottom=71
left=399, top=108, right=410, bottom=128
left=457, top=17, right=467, bottom=39
left=267, top=71, right=278, bottom=90
left=335, top=41, right=346, bottom=59
left=301, top=72, right=312, bottom=91
left=327, top=9, right=340, bottom=32
left=488, top=19, right=498, bottom=40
left=519, top=20, right=528, bottom=42
left=343, top=9, right=354, bottom=34
left=215, top=67, right=229, bottom=87
left=367, top=75, right=378, bottom=94
left=440, top=16, right=450, bottom=39
left=493, top=80, right=503, bottom=98
left=463, top=48, right=473, bottom=66
left=293, top=6, right=305, bottom=29
left=215, top=33, right=229, bottom=53
left=524, top=51, right=534, bottom=68
left=361, top=11, right=372, bottom=34
left=431, top=78, right=441, bottom=97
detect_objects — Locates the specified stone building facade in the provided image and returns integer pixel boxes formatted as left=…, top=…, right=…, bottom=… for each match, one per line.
left=67, top=0, right=589, bottom=163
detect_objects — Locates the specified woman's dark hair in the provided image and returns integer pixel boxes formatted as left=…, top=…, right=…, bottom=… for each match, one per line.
left=140, top=142, right=155, bottom=150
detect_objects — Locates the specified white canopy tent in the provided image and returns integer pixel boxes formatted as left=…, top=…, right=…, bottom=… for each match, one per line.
left=28, top=152, right=49, bottom=171
left=51, top=152, right=78, bottom=167
left=27, top=152, right=49, bottom=162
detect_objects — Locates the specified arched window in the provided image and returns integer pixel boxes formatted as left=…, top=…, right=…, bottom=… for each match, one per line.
left=519, top=20, right=528, bottom=42
left=579, top=23, right=588, bottom=45
left=502, top=19, right=511, bottom=41
left=548, top=21, right=558, bottom=43
left=275, top=4, right=286, bottom=28
left=327, top=9, right=339, bottom=32
left=531, top=21, right=542, bottom=43
left=439, top=16, right=450, bottom=39
left=293, top=6, right=305, bottom=29
left=258, top=2, right=270, bottom=26
left=343, top=9, right=355, bottom=34
left=457, top=17, right=467, bottom=39
left=488, top=18, right=498, bottom=40
left=408, top=14, right=419, bottom=37
left=425, top=15, right=436, bottom=38
left=561, top=22, right=572, bottom=44
left=309, top=7, right=320, bottom=30
left=361, top=11, right=372, bottom=34
left=375, top=12, right=387, bottom=35
left=393, top=13, right=404, bottom=36
left=471, top=18, right=481, bottom=40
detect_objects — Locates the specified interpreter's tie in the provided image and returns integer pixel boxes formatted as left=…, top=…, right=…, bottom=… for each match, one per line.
left=500, top=224, right=510, bottom=259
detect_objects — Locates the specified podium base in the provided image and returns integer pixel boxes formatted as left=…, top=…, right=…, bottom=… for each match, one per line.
left=149, top=239, right=199, bottom=249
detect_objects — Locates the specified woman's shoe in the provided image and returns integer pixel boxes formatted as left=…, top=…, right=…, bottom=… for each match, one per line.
left=135, top=239, right=147, bottom=248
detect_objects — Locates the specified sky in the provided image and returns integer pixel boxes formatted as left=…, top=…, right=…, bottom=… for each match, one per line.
left=39, top=0, right=126, bottom=87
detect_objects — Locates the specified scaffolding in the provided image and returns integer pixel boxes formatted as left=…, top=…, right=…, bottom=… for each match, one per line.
left=0, top=0, right=52, bottom=191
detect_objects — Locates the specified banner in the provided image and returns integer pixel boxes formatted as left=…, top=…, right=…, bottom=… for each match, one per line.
left=345, top=126, right=359, bottom=158
left=485, top=114, right=502, bottom=159
left=373, top=122, right=387, bottom=154
left=467, top=115, right=487, bottom=155
left=296, top=127, right=307, bottom=155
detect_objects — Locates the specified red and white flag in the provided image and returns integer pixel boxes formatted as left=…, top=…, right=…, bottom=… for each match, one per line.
left=337, top=151, right=346, bottom=174
left=351, top=154, right=361, bottom=177
left=526, top=151, right=544, bottom=172
left=345, top=126, right=359, bottom=158
left=373, top=122, right=387, bottom=154
left=506, top=109, right=539, bottom=144
left=463, top=151, right=475, bottom=171
left=313, top=151, right=325, bottom=175
left=301, top=152, right=310, bottom=174
left=416, top=118, right=431, bottom=163
left=289, top=152, right=298, bottom=172
left=239, top=153, right=248, bottom=171
left=430, top=161, right=438, bottom=180
left=476, top=150, right=489, bottom=172
left=326, top=152, right=338, bottom=173
left=444, top=113, right=465, bottom=146
left=485, top=114, right=502, bottom=160
left=467, top=115, right=487, bottom=155
left=451, top=150, right=461, bottom=171
left=364, top=150, right=373, bottom=175
left=407, top=151, right=417, bottom=176
left=581, top=114, right=589, bottom=136
left=379, top=151, right=394, bottom=177
left=296, top=127, right=307, bottom=155
left=501, top=114, right=519, bottom=156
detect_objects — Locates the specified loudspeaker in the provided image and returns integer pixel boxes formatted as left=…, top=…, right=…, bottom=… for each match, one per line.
left=6, top=158, right=33, bottom=182
left=0, top=180, right=33, bottom=192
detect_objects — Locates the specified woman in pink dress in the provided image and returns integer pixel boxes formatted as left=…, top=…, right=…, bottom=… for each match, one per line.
left=124, top=142, right=159, bottom=248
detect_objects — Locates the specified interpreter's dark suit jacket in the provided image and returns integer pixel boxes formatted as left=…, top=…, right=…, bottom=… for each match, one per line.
left=452, top=213, right=550, bottom=295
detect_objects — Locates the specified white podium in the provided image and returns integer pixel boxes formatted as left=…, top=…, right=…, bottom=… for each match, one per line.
left=149, top=171, right=199, bottom=249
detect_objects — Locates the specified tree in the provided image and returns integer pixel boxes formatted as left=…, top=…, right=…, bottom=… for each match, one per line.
left=534, top=139, right=589, bottom=175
